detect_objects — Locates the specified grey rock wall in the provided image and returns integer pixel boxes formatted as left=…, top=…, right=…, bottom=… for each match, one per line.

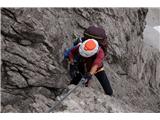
left=1, top=8, right=160, bottom=112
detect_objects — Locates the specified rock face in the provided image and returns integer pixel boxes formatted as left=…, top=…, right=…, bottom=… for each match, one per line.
left=55, top=85, right=138, bottom=113
left=1, top=8, right=160, bottom=112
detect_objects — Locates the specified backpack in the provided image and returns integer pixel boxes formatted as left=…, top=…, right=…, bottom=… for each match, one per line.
left=64, top=26, right=108, bottom=60
left=83, top=25, right=108, bottom=55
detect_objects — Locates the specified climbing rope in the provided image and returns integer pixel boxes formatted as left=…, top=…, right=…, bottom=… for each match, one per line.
left=46, top=77, right=86, bottom=113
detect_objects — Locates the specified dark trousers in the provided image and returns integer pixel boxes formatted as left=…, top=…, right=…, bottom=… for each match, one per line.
left=70, top=70, right=113, bottom=96
left=95, top=70, right=113, bottom=96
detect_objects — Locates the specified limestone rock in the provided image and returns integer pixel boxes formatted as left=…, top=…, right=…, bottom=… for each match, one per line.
left=1, top=8, right=160, bottom=112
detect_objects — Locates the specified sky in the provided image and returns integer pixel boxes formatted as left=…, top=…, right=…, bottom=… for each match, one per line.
left=143, top=8, right=160, bottom=51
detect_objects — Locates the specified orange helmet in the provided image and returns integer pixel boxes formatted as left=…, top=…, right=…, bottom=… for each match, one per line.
left=79, top=39, right=99, bottom=57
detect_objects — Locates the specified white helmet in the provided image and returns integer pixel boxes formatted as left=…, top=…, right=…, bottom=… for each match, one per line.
left=79, top=39, right=99, bottom=58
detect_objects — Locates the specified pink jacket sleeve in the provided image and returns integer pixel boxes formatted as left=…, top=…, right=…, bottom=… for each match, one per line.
left=92, top=48, right=104, bottom=67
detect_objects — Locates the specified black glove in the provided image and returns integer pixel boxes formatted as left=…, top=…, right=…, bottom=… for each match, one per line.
left=83, top=73, right=92, bottom=87
left=84, top=73, right=92, bottom=80
left=69, top=64, right=79, bottom=79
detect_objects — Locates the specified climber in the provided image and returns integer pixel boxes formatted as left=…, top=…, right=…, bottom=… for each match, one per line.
left=68, top=39, right=113, bottom=96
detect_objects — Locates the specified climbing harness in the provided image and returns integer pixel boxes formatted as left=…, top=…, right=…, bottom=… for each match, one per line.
left=46, top=77, right=86, bottom=113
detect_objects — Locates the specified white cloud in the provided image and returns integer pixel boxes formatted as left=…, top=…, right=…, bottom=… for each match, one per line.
left=153, top=26, right=160, bottom=51
left=154, top=26, right=160, bottom=33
